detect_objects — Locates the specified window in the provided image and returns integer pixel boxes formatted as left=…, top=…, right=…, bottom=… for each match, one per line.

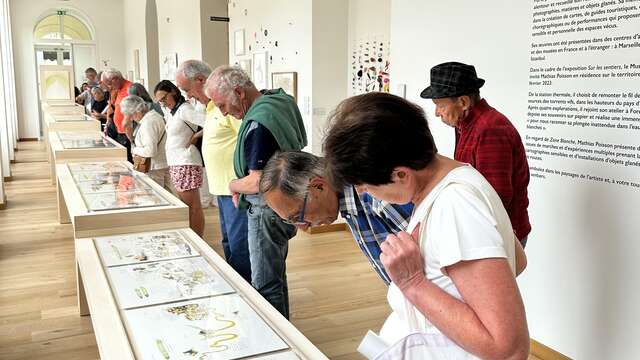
left=34, top=12, right=92, bottom=41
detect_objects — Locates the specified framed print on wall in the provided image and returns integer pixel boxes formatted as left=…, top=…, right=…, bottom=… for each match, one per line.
left=271, top=72, right=298, bottom=100
left=234, top=29, right=245, bottom=56
left=133, top=49, right=141, bottom=79
left=238, top=59, right=251, bottom=79
left=252, top=52, right=268, bottom=90
left=160, top=53, right=178, bottom=81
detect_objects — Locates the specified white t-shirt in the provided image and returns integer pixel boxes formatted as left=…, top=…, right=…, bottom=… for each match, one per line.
left=379, top=165, right=517, bottom=353
left=163, top=102, right=205, bottom=167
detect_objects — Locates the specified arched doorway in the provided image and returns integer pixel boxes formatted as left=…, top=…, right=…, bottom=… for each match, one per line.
left=33, top=8, right=97, bottom=135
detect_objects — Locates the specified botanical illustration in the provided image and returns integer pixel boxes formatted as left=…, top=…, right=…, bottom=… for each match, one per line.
left=73, top=171, right=132, bottom=183
left=82, top=189, right=169, bottom=211
left=61, top=138, right=115, bottom=149
left=95, top=230, right=198, bottom=267
left=58, top=131, right=115, bottom=149
left=253, top=352, right=300, bottom=359
left=76, top=176, right=150, bottom=194
left=124, top=294, right=288, bottom=360
left=108, top=257, right=234, bottom=309
left=68, top=162, right=129, bottom=173
left=51, top=114, right=89, bottom=121
left=68, top=161, right=169, bottom=211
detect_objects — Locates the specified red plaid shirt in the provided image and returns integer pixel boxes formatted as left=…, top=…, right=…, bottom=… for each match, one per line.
left=455, top=99, right=531, bottom=240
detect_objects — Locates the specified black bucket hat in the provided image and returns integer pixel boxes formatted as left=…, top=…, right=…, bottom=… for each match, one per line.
left=420, top=62, right=485, bottom=99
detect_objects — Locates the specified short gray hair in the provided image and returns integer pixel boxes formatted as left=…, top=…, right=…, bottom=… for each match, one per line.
left=259, top=151, right=325, bottom=200
left=120, top=95, right=149, bottom=116
left=103, top=68, right=123, bottom=80
left=178, top=60, right=212, bottom=80
left=128, top=83, right=154, bottom=103
left=207, top=65, right=254, bottom=97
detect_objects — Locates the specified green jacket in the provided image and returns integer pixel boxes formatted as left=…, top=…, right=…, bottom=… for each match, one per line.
left=233, top=88, right=308, bottom=207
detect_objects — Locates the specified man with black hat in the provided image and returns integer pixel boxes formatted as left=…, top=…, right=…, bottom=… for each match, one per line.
left=421, top=61, right=531, bottom=246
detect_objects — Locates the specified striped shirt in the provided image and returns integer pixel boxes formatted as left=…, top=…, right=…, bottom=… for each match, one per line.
left=455, top=99, right=531, bottom=240
left=339, top=186, right=413, bottom=284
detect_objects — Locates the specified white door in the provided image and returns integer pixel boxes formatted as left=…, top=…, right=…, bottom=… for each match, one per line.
left=71, top=43, right=97, bottom=86
left=34, top=45, right=72, bottom=136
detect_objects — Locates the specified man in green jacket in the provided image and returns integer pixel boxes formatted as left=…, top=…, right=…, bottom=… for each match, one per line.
left=207, top=65, right=307, bottom=318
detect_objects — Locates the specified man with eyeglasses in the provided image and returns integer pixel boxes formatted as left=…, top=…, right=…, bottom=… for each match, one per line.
left=260, top=151, right=413, bottom=284
left=207, top=65, right=307, bottom=319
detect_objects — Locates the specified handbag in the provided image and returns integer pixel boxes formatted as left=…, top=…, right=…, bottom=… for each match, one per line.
left=132, top=155, right=151, bottom=173
left=132, top=128, right=165, bottom=173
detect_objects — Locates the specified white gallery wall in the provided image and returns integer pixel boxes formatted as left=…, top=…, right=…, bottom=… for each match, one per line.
left=156, top=0, right=202, bottom=74
left=228, top=0, right=313, bottom=151
left=1, top=0, right=18, bottom=179
left=391, top=1, right=640, bottom=358
left=9, top=0, right=126, bottom=139
left=123, top=0, right=151, bottom=85
left=121, top=0, right=228, bottom=94
left=311, top=0, right=348, bottom=155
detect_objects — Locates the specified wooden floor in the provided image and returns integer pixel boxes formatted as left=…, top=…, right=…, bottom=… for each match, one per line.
left=0, top=141, right=542, bottom=360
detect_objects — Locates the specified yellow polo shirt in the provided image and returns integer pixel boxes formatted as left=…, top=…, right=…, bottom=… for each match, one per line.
left=202, top=101, right=242, bottom=195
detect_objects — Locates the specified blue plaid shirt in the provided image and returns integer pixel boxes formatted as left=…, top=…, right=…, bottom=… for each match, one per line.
left=339, top=186, right=413, bottom=285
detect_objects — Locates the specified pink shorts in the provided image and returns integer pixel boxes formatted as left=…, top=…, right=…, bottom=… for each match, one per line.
left=169, top=165, right=203, bottom=192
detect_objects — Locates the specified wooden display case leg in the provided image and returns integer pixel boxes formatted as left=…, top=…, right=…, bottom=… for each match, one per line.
left=49, top=150, right=56, bottom=185
left=76, top=261, right=90, bottom=316
left=57, top=181, right=70, bottom=224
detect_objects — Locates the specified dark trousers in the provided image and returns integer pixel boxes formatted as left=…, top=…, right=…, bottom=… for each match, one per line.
left=115, top=133, right=132, bottom=163
left=217, top=195, right=252, bottom=283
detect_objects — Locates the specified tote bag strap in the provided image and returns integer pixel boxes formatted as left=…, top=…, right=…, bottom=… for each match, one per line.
left=403, top=175, right=495, bottom=332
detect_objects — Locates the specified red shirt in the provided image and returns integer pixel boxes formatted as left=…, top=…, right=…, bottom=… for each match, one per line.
left=455, top=99, right=531, bottom=240
left=113, top=80, right=132, bottom=134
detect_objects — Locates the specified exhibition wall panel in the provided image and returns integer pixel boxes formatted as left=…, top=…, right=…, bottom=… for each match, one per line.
left=390, top=1, right=640, bottom=358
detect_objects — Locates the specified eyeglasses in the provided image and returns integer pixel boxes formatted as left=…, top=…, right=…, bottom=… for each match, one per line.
left=283, top=192, right=308, bottom=226
left=156, top=92, right=169, bottom=104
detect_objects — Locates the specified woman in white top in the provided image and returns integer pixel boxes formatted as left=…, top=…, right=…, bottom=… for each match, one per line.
left=323, top=93, right=529, bottom=360
left=153, top=80, right=205, bottom=236
left=120, top=95, right=169, bottom=189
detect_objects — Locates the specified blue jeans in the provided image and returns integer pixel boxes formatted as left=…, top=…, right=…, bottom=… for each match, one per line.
left=217, top=195, right=251, bottom=283
left=245, top=194, right=297, bottom=319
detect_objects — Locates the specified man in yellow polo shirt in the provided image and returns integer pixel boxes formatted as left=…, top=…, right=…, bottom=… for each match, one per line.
left=176, top=60, right=251, bottom=283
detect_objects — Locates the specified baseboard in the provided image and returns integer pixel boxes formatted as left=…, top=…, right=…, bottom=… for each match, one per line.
left=18, top=137, right=39, bottom=141
left=306, top=223, right=347, bottom=234
left=531, top=339, right=572, bottom=360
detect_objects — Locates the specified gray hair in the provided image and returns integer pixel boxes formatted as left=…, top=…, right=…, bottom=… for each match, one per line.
left=128, top=83, right=154, bottom=103
left=259, top=151, right=325, bottom=200
left=207, top=65, right=254, bottom=97
left=178, top=60, right=212, bottom=80
left=120, top=95, right=150, bottom=116
left=103, top=68, right=123, bottom=80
